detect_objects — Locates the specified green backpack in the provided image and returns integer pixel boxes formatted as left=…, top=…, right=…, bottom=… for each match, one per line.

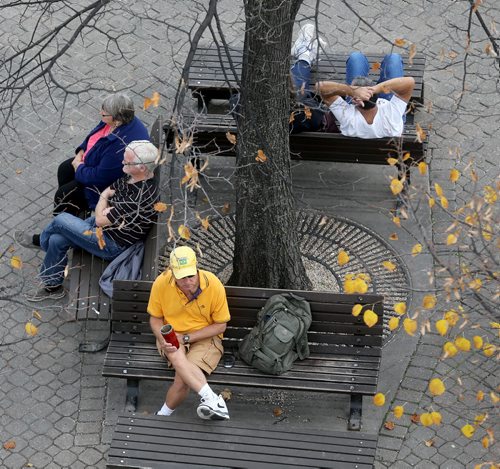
left=238, top=293, right=312, bottom=375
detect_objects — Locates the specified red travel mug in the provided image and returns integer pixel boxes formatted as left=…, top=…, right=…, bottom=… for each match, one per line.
left=160, top=324, right=180, bottom=349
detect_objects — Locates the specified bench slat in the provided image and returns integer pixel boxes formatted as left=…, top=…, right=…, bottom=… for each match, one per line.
left=108, top=415, right=377, bottom=468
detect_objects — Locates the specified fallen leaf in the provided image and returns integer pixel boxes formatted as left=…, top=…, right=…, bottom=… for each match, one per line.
left=410, top=413, right=420, bottom=424
left=422, top=294, right=437, bottom=309
left=409, top=43, right=417, bottom=65
left=435, top=319, right=449, bottom=336
left=363, top=309, right=378, bottom=328
left=10, top=256, right=22, bottom=269
left=337, top=250, right=349, bottom=266
left=220, top=388, right=232, bottom=401
left=389, top=233, right=399, bottom=241
left=415, top=123, right=426, bottom=143
left=394, top=302, right=407, bottom=315
left=446, top=233, right=458, bottom=245
left=143, top=91, right=160, bottom=110
left=394, top=38, right=407, bottom=47
left=273, top=407, right=283, bottom=417
left=3, top=440, right=16, bottom=450
left=420, top=413, right=433, bottom=426
left=461, top=424, right=475, bottom=438
left=25, top=322, right=38, bottom=337
left=455, top=337, right=471, bottom=352
left=384, top=420, right=395, bottom=430
left=392, top=216, right=401, bottom=227
left=418, top=162, right=428, bottom=175
left=411, top=243, right=422, bottom=257
left=388, top=317, right=400, bottom=331
left=178, top=225, right=190, bottom=240
left=373, top=393, right=385, bottom=406
left=450, top=169, right=461, bottom=182
left=443, top=341, right=458, bottom=358
left=319, top=216, right=328, bottom=226
left=15, top=169, right=22, bottom=175
left=393, top=406, right=404, bottom=419
left=403, top=318, right=417, bottom=336
left=434, top=183, right=443, bottom=197
left=382, top=261, right=397, bottom=272
left=440, top=196, right=449, bottom=209
left=33, top=311, right=42, bottom=321
left=424, top=439, right=435, bottom=447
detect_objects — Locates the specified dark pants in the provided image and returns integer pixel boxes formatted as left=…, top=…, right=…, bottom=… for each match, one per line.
left=53, top=158, right=88, bottom=216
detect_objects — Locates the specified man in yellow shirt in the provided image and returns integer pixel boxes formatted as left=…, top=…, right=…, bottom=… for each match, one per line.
left=147, top=246, right=230, bottom=420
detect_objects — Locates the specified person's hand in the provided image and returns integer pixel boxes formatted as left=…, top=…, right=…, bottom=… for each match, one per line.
left=157, top=336, right=181, bottom=355
left=351, top=86, right=373, bottom=102
left=71, top=152, right=83, bottom=170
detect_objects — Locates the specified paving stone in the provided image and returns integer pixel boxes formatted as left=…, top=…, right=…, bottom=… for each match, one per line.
left=53, top=449, right=78, bottom=467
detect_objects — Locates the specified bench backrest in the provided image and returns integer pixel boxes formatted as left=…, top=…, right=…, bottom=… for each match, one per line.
left=112, top=280, right=384, bottom=354
left=189, top=46, right=425, bottom=102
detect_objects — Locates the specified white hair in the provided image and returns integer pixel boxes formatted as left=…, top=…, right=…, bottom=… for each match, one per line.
left=125, top=140, right=158, bottom=173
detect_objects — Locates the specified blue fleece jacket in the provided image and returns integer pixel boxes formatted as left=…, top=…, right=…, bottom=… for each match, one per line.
left=74, top=116, right=149, bottom=208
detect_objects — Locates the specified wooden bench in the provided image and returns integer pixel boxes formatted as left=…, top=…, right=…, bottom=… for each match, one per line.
left=188, top=46, right=425, bottom=109
left=103, top=280, right=384, bottom=430
left=107, top=414, right=379, bottom=468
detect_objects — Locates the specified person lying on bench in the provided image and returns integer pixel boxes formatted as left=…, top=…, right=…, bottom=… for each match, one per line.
left=316, top=52, right=415, bottom=138
left=20, top=140, right=159, bottom=301
left=148, top=246, right=231, bottom=421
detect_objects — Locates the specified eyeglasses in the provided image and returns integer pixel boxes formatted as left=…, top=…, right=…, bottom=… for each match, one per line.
left=100, top=110, right=112, bottom=117
left=122, top=161, right=143, bottom=166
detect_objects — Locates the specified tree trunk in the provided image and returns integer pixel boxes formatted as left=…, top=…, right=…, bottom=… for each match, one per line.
left=229, top=0, right=311, bottom=290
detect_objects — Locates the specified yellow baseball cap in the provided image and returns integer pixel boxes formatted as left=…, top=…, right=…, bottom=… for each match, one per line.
left=170, top=246, right=197, bottom=279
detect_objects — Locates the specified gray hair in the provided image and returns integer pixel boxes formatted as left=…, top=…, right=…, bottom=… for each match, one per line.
left=101, top=93, right=135, bottom=125
left=126, top=140, right=158, bottom=173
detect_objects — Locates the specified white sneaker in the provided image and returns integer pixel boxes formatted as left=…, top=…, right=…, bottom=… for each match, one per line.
left=197, top=394, right=230, bottom=420
left=291, top=23, right=327, bottom=65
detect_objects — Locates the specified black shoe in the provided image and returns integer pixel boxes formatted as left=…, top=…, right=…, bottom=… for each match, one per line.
left=26, top=285, right=66, bottom=302
left=14, top=231, right=41, bottom=249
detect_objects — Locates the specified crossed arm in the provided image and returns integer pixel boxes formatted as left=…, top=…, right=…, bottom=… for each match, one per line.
left=316, top=76, right=415, bottom=106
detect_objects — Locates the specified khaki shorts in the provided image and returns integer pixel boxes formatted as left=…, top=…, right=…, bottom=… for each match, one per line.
left=157, top=336, right=224, bottom=375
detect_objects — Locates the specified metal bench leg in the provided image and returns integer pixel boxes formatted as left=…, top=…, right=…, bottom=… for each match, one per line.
left=348, top=394, right=362, bottom=431
left=126, top=379, right=139, bottom=412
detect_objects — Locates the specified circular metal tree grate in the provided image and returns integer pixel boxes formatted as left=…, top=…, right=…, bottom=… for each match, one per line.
left=160, top=210, right=412, bottom=345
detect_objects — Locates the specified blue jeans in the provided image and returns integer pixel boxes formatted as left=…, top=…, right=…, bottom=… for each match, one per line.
left=290, top=60, right=324, bottom=133
left=40, top=213, right=125, bottom=287
left=346, top=52, right=404, bottom=101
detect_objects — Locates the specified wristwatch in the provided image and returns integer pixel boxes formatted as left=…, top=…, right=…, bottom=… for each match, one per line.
left=183, top=334, right=190, bottom=345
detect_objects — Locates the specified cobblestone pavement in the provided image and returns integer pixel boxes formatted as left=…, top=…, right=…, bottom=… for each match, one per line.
left=0, top=1, right=498, bottom=468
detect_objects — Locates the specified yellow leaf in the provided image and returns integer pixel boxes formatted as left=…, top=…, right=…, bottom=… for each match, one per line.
left=389, top=233, right=399, bottom=241
left=468, top=278, right=482, bottom=291
left=477, top=390, right=484, bottom=401
left=178, top=225, right=190, bottom=240
left=387, top=157, right=398, bottom=166
left=10, top=256, right=22, bottom=269
left=431, top=411, right=442, bottom=425
left=390, top=178, right=404, bottom=195
left=394, top=38, right=407, bottom=47
left=443, top=341, right=458, bottom=358
left=455, top=337, right=471, bottom=352
left=392, top=216, right=401, bottom=227
left=444, top=310, right=459, bottom=326
left=393, top=406, right=404, bottom=419
left=353, top=278, right=368, bottom=294
left=33, top=311, right=42, bottom=321
left=389, top=317, right=399, bottom=331
left=446, top=233, right=458, bottom=245
left=418, top=162, right=428, bottom=175
left=373, top=393, right=385, bottom=406
left=483, top=343, right=495, bottom=357
left=143, top=91, right=160, bottom=110
left=474, top=414, right=487, bottom=425
left=440, top=196, right=448, bottom=209
left=394, top=302, right=407, bottom=315
left=473, top=336, right=483, bottom=349
left=352, top=304, right=363, bottom=317
left=363, top=309, right=378, bottom=328
left=3, top=440, right=16, bottom=450
left=450, top=169, right=460, bottom=182
left=429, top=378, right=446, bottom=396
left=422, top=294, right=437, bottom=309
left=95, top=226, right=106, bottom=250
left=343, top=279, right=356, bottom=294
left=461, top=424, right=475, bottom=438
left=83, top=230, right=93, bottom=236
left=490, top=322, right=500, bottom=329
left=411, top=243, right=422, bottom=257
left=483, top=185, right=497, bottom=204
left=402, top=152, right=411, bottom=161
left=382, top=261, right=397, bottom=272
left=420, top=413, right=433, bottom=426
left=435, top=319, right=449, bottom=336
left=491, top=392, right=500, bottom=404
left=226, top=132, right=237, bottom=145
left=256, top=149, right=267, bottom=163
left=154, top=202, right=168, bottom=212
left=403, top=318, right=417, bottom=336
left=482, top=436, right=490, bottom=449
left=337, top=250, right=350, bottom=266
left=428, top=197, right=436, bottom=208
left=434, top=183, right=443, bottom=197
left=25, top=322, right=38, bottom=337
left=415, top=124, right=427, bottom=143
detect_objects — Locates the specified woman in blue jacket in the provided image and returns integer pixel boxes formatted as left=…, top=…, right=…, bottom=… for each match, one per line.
left=55, top=92, right=150, bottom=215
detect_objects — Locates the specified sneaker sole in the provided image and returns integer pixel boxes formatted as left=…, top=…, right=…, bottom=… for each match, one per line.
left=25, top=290, right=66, bottom=302
left=197, top=406, right=229, bottom=420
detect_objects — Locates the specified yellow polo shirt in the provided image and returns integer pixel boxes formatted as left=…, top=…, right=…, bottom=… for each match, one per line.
left=147, top=269, right=230, bottom=334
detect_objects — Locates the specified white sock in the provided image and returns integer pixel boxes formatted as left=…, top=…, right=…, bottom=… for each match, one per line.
left=198, top=383, right=217, bottom=401
left=157, top=403, right=175, bottom=416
